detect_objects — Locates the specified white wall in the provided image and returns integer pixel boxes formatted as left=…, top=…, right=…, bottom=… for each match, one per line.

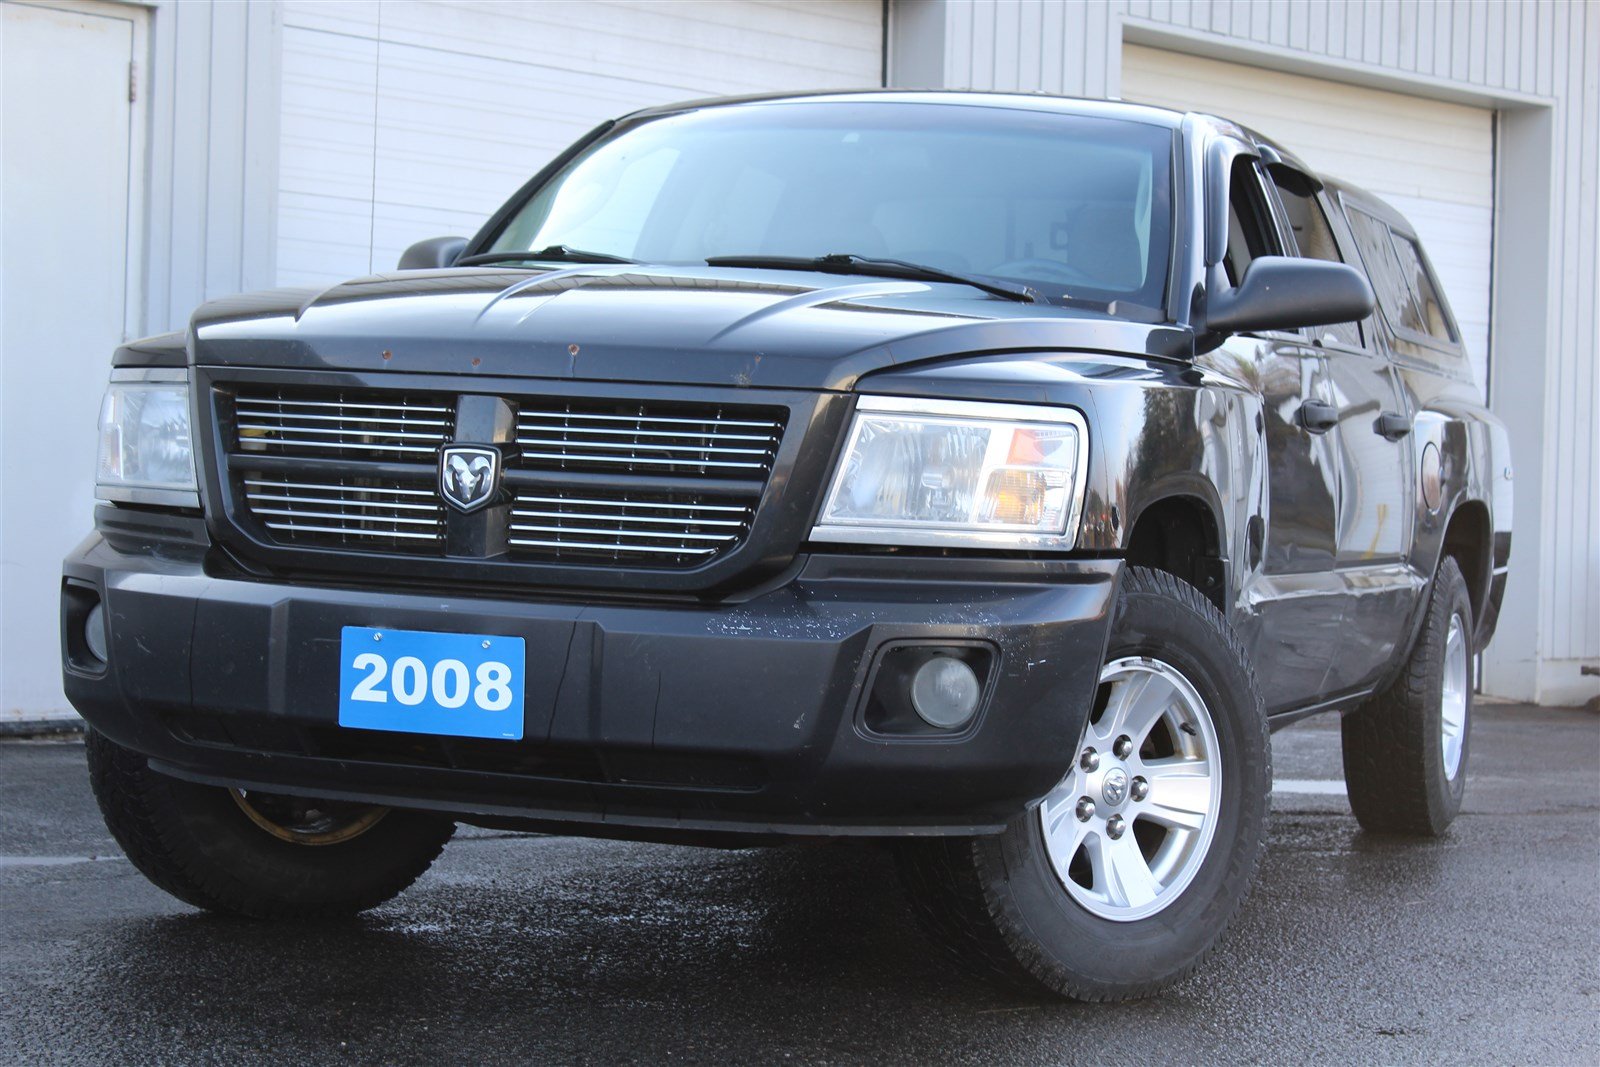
left=890, top=0, right=1599, bottom=706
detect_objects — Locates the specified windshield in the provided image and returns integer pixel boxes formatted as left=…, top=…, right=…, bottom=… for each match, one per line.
left=487, top=101, right=1174, bottom=310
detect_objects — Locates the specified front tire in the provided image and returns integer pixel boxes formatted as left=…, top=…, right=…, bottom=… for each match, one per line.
left=86, top=729, right=455, bottom=918
left=897, top=567, right=1270, bottom=1000
left=1340, top=555, right=1474, bottom=836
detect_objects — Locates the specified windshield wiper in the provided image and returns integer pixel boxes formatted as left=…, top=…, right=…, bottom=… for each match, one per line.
left=456, top=245, right=638, bottom=267
left=705, top=253, right=1041, bottom=304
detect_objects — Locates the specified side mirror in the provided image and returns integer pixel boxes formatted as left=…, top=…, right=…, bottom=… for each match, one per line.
left=1205, top=256, right=1375, bottom=336
left=397, top=236, right=468, bottom=270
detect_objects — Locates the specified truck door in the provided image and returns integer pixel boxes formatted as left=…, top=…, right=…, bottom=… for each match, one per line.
left=1271, top=173, right=1419, bottom=695
left=1213, top=157, right=1344, bottom=714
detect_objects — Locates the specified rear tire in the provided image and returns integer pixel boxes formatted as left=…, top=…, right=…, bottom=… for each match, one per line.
left=897, top=567, right=1270, bottom=1000
left=1340, top=555, right=1473, bottom=836
left=86, top=728, right=455, bottom=918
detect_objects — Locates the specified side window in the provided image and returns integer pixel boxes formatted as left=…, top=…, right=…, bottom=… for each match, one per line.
left=1223, top=157, right=1278, bottom=287
left=1269, top=169, right=1363, bottom=348
left=1388, top=233, right=1457, bottom=343
left=1345, top=207, right=1421, bottom=337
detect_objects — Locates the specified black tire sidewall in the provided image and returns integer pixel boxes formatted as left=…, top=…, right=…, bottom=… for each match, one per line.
left=1423, top=560, right=1474, bottom=820
left=978, top=569, right=1270, bottom=994
left=87, top=730, right=454, bottom=916
left=155, top=772, right=452, bottom=909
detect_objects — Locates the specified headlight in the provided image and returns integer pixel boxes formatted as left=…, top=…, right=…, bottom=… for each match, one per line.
left=96, top=369, right=199, bottom=507
left=811, top=396, right=1089, bottom=549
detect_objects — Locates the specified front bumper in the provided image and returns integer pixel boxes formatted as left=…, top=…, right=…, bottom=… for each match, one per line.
left=63, top=508, right=1118, bottom=839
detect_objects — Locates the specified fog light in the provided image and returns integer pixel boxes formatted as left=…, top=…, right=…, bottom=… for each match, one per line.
left=84, top=602, right=108, bottom=663
left=910, top=656, right=981, bottom=729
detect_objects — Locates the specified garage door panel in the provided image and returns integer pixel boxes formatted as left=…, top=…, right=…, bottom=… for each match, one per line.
left=280, top=1, right=882, bottom=286
left=1121, top=44, right=1492, bottom=395
left=1122, top=46, right=1493, bottom=208
left=277, top=191, right=379, bottom=288
left=360, top=1, right=880, bottom=87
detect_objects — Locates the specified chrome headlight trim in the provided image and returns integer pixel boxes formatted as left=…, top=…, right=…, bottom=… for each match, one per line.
left=809, top=395, right=1090, bottom=550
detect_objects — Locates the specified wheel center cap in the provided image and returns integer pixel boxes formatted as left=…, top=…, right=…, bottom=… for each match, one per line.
left=1101, top=767, right=1129, bottom=806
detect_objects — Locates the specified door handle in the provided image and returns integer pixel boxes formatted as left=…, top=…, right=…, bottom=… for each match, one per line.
left=1298, top=400, right=1339, bottom=434
left=1375, top=412, right=1412, bottom=440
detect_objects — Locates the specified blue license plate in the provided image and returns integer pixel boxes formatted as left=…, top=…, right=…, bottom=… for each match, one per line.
left=338, top=626, right=526, bottom=740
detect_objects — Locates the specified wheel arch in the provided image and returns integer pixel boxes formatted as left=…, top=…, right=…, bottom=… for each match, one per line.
left=1437, top=497, right=1493, bottom=647
left=1124, top=490, right=1229, bottom=612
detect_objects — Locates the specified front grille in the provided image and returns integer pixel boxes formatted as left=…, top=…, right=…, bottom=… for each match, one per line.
left=241, top=475, right=445, bottom=553
left=514, top=400, right=782, bottom=476
left=234, top=389, right=454, bottom=460
left=508, top=491, right=753, bottom=565
left=217, top=383, right=792, bottom=579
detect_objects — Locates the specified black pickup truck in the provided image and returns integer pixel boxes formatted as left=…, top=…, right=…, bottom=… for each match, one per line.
left=64, top=91, right=1511, bottom=1000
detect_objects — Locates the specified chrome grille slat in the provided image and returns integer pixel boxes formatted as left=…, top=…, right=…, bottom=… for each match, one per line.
left=241, top=474, right=444, bottom=554
left=512, top=424, right=775, bottom=442
left=264, top=522, right=440, bottom=542
left=516, top=437, right=773, bottom=456
left=508, top=524, right=738, bottom=542
left=243, top=478, right=436, bottom=497
left=514, top=401, right=782, bottom=477
left=514, top=495, right=748, bottom=514
left=519, top=451, right=769, bottom=470
left=243, top=438, right=439, bottom=455
left=506, top=490, right=755, bottom=565
left=236, top=409, right=451, bottom=427
left=237, top=423, right=449, bottom=440
left=517, top=410, right=776, bottom=429
left=244, top=493, right=439, bottom=512
left=233, top=389, right=454, bottom=461
left=239, top=398, right=452, bottom=414
left=506, top=538, right=721, bottom=556
left=251, top=507, right=441, bottom=526
left=511, top=509, right=745, bottom=527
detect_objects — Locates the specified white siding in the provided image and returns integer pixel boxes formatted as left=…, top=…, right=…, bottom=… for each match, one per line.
left=277, top=0, right=884, bottom=287
left=142, top=0, right=280, bottom=335
left=890, top=0, right=1599, bottom=703
left=1120, top=44, right=1494, bottom=386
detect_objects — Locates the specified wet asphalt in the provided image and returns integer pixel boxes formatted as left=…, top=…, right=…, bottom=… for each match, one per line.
left=2, top=702, right=1596, bottom=1066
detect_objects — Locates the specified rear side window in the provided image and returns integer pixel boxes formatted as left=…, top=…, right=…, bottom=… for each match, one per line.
left=1346, top=206, right=1457, bottom=347
left=1270, top=169, right=1362, bottom=348
left=1388, top=233, right=1457, bottom=342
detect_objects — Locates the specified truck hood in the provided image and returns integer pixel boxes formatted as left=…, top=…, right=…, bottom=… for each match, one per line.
left=190, top=265, right=1191, bottom=391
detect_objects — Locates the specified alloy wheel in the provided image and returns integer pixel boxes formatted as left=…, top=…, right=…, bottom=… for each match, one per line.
left=1441, top=611, right=1469, bottom=780
left=1038, top=656, right=1223, bottom=922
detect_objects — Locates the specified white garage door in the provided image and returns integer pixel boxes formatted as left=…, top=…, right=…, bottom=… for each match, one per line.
left=1121, top=45, right=1493, bottom=390
left=278, top=0, right=884, bottom=288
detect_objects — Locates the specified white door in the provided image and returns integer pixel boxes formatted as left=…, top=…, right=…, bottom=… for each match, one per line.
left=1, top=0, right=146, bottom=724
left=276, top=0, right=886, bottom=286
left=1121, top=44, right=1494, bottom=393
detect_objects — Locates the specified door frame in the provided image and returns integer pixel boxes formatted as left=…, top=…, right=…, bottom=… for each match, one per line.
left=5, top=0, right=150, bottom=342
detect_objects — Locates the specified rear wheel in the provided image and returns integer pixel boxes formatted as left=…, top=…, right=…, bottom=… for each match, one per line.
left=897, top=567, right=1270, bottom=1000
left=86, top=728, right=454, bottom=918
left=1340, top=555, right=1473, bottom=836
